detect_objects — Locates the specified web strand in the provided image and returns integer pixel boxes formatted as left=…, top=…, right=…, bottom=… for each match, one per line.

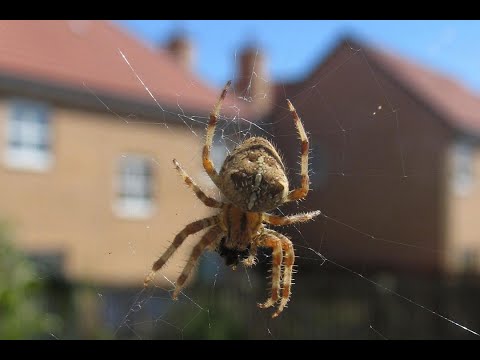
left=84, top=37, right=479, bottom=340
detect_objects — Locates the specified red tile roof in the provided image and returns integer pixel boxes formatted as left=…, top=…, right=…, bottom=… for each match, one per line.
left=361, top=39, right=480, bottom=135
left=0, top=20, right=243, bottom=117
left=3, top=23, right=475, bottom=132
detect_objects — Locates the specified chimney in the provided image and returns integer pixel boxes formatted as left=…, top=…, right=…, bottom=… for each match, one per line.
left=235, top=46, right=272, bottom=115
left=166, top=33, right=195, bottom=71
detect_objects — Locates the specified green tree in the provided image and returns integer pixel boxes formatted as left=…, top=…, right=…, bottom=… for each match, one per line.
left=0, top=222, right=61, bottom=339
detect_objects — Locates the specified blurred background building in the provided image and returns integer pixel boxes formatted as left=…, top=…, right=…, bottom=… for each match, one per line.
left=271, top=38, right=480, bottom=275
left=0, top=20, right=479, bottom=339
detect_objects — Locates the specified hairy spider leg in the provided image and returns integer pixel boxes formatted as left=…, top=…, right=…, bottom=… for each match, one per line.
left=172, top=226, right=224, bottom=299
left=257, top=229, right=295, bottom=318
left=144, top=216, right=218, bottom=286
left=263, top=210, right=321, bottom=226
left=202, top=80, right=231, bottom=187
left=286, top=99, right=310, bottom=202
left=173, top=159, right=223, bottom=208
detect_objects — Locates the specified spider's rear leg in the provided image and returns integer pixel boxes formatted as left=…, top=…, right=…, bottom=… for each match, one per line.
left=257, top=232, right=283, bottom=310
left=242, top=241, right=258, bottom=267
left=285, top=99, right=310, bottom=202
left=202, top=80, right=231, bottom=187
left=257, top=229, right=295, bottom=318
left=273, top=232, right=294, bottom=318
left=172, top=225, right=224, bottom=300
left=144, top=215, right=218, bottom=287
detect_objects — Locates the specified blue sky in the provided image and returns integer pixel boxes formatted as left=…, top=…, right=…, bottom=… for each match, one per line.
left=118, top=20, right=480, bottom=92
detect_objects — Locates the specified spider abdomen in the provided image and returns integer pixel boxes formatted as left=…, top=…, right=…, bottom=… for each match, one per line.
left=219, top=137, right=289, bottom=212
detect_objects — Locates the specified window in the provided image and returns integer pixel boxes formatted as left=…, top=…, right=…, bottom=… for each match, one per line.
left=452, top=139, right=474, bottom=196
left=114, top=155, right=154, bottom=219
left=462, top=249, right=478, bottom=273
left=4, top=99, right=52, bottom=171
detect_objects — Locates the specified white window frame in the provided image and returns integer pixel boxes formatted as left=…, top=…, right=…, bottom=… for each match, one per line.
left=4, top=99, right=52, bottom=171
left=114, top=155, right=155, bottom=219
left=451, top=138, right=474, bottom=196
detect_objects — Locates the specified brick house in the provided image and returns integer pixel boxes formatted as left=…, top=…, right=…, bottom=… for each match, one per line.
left=0, top=20, right=248, bottom=289
left=269, top=37, right=480, bottom=276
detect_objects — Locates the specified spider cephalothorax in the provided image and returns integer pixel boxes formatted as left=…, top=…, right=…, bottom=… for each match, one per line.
left=144, top=81, right=321, bottom=318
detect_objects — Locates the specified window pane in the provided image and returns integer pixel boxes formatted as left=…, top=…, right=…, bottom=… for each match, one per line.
left=5, top=99, right=52, bottom=171
left=9, top=100, right=49, bottom=148
left=118, top=156, right=153, bottom=201
left=452, top=139, right=474, bottom=196
left=144, top=162, right=153, bottom=199
left=115, top=156, right=154, bottom=219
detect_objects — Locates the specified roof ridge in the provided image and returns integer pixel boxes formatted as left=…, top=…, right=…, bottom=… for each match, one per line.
left=290, top=35, right=480, bottom=135
left=0, top=20, right=250, bottom=118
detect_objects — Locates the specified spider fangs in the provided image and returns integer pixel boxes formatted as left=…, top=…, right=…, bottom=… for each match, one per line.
left=144, top=80, right=321, bottom=318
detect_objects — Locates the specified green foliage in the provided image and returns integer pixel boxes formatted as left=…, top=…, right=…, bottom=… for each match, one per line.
left=0, top=222, right=61, bottom=339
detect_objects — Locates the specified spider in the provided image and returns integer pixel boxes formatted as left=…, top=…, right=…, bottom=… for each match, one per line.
left=144, top=81, right=321, bottom=318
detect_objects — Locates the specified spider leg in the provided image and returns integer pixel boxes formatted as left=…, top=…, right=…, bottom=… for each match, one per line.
left=173, top=159, right=223, bottom=208
left=242, top=241, right=258, bottom=267
left=257, top=229, right=295, bottom=318
left=257, top=231, right=283, bottom=311
left=273, top=231, right=295, bottom=318
left=144, top=215, right=218, bottom=287
left=202, top=80, right=231, bottom=187
left=263, top=210, right=321, bottom=226
left=172, top=225, right=224, bottom=300
left=285, top=99, right=310, bottom=202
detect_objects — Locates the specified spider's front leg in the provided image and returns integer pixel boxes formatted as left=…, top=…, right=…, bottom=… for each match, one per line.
left=257, top=229, right=295, bottom=318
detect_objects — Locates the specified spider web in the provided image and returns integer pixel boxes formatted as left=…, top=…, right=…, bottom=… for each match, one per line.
left=10, top=20, right=479, bottom=340
left=94, top=38, right=480, bottom=339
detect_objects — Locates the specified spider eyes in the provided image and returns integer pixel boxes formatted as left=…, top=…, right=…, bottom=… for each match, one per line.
left=230, top=171, right=284, bottom=196
left=230, top=171, right=248, bottom=189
